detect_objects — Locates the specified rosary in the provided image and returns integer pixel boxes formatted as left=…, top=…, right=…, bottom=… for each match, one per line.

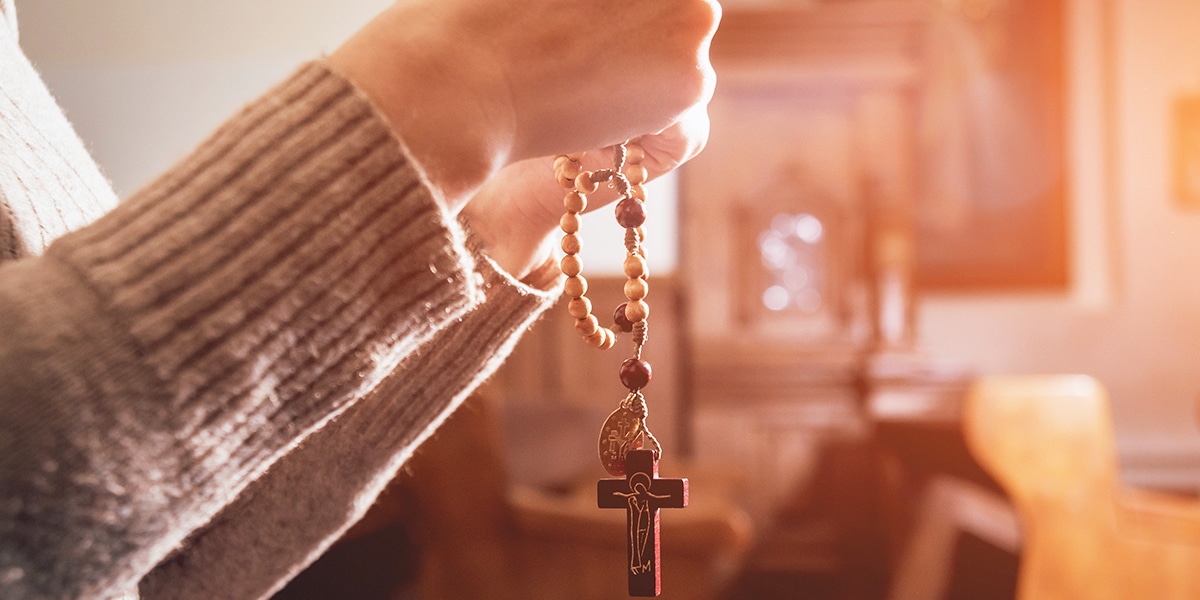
left=554, top=141, right=688, bottom=597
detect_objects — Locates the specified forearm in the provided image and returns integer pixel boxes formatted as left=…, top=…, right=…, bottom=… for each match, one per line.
left=0, top=61, right=484, bottom=598
left=139, top=251, right=561, bottom=600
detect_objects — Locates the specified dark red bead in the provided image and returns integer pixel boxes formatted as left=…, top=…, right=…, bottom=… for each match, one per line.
left=614, top=198, right=647, bottom=228
left=619, top=358, right=652, bottom=391
left=613, top=302, right=634, bottom=332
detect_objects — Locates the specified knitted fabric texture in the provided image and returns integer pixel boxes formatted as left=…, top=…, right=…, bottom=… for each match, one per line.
left=0, top=10, right=559, bottom=599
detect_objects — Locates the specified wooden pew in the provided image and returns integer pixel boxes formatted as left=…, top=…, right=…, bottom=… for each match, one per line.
left=965, top=375, right=1200, bottom=600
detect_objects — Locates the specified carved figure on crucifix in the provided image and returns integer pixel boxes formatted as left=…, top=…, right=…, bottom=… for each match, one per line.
left=612, top=472, right=672, bottom=573
left=598, top=449, right=688, bottom=596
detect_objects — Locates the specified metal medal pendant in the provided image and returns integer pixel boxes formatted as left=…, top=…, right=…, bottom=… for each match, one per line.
left=598, top=405, right=643, bottom=476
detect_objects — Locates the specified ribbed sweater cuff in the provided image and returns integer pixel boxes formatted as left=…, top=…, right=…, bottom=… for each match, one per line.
left=47, top=60, right=481, bottom=496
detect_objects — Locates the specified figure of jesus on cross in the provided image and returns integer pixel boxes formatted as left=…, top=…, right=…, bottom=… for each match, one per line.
left=598, top=449, right=688, bottom=597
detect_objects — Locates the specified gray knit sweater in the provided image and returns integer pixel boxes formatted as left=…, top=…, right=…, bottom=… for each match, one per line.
left=0, top=6, right=559, bottom=599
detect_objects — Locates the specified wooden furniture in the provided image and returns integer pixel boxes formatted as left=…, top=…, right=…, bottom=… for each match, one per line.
left=964, top=375, right=1200, bottom=600
left=680, top=4, right=982, bottom=595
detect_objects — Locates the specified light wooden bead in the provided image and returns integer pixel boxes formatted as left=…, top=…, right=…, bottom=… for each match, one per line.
left=624, top=255, right=648, bottom=279
left=564, top=275, right=588, bottom=298
left=566, top=151, right=586, bottom=161
left=561, top=233, right=581, bottom=255
left=575, top=172, right=600, bottom=194
left=567, top=296, right=592, bottom=319
left=625, top=300, right=650, bottom=323
left=599, top=328, right=617, bottom=350
left=560, top=212, right=580, bottom=234
left=560, top=255, right=582, bottom=277
left=575, top=314, right=600, bottom=337
left=564, top=191, right=587, bottom=213
left=630, top=185, right=646, bottom=201
left=626, top=143, right=645, bottom=164
left=585, top=328, right=608, bottom=348
left=624, top=278, right=648, bottom=301
left=624, top=164, right=648, bottom=186
left=556, top=157, right=582, bottom=188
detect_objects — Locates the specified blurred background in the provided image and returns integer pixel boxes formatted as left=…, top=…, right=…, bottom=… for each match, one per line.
left=16, top=0, right=1200, bottom=598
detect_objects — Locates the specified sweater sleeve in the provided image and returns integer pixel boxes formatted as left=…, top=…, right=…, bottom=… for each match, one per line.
left=0, top=61, right=550, bottom=599
left=138, top=253, right=561, bottom=600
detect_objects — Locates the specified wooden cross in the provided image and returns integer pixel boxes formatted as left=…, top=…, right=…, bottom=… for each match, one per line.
left=598, top=449, right=688, bottom=597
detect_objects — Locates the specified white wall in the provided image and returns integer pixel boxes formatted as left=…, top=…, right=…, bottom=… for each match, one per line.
left=16, top=0, right=391, bottom=196
left=919, top=0, right=1200, bottom=488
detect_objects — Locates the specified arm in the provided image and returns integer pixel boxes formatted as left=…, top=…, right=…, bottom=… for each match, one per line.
left=0, top=61, right=486, bottom=599
left=0, top=1, right=719, bottom=596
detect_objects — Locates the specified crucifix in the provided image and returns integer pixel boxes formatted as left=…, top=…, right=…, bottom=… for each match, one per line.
left=598, top=449, right=688, bottom=597
left=554, top=143, right=690, bottom=596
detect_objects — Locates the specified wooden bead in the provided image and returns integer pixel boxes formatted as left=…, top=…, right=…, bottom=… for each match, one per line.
left=599, top=328, right=617, bottom=350
left=560, top=255, right=582, bottom=277
left=619, top=358, right=653, bottom=391
left=575, top=314, right=600, bottom=337
left=585, top=328, right=608, bottom=348
left=613, top=302, right=634, bottom=332
left=575, top=172, right=600, bottom=194
left=623, top=164, right=648, bottom=186
left=563, top=191, right=587, bottom=213
left=630, top=185, right=645, bottom=201
left=560, top=212, right=580, bottom=234
left=567, top=296, right=592, bottom=319
left=624, top=254, right=648, bottom=279
left=560, top=233, right=581, bottom=255
left=615, top=198, right=647, bottom=228
left=556, top=158, right=582, bottom=188
left=564, top=275, right=588, bottom=298
left=624, top=278, right=648, bottom=301
left=566, top=151, right=586, bottom=161
left=625, top=299, right=649, bottom=323
left=626, top=143, right=645, bottom=164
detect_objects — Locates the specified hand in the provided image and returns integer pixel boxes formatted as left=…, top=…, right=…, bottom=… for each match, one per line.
left=462, top=107, right=710, bottom=279
left=328, top=0, right=720, bottom=205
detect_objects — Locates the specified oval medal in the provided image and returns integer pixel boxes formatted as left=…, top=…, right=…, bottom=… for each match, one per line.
left=597, top=405, right=642, bottom=476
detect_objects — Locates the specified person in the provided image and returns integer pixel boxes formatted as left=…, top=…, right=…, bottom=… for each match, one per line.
left=0, top=0, right=720, bottom=598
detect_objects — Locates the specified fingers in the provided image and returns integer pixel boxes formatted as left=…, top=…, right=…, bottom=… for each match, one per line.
left=639, top=104, right=712, bottom=180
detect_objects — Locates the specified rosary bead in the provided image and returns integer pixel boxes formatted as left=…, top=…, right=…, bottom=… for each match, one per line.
left=623, top=254, right=648, bottom=279
left=585, top=328, right=609, bottom=348
left=630, top=185, right=645, bottom=201
left=564, top=191, right=587, bottom=213
left=555, top=157, right=582, bottom=188
left=567, top=297, right=592, bottom=319
left=575, top=172, right=600, bottom=194
left=615, top=198, right=647, bottom=228
left=624, top=277, right=648, bottom=301
left=560, top=255, right=582, bottom=277
left=619, top=358, right=653, bottom=391
left=561, top=233, right=582, bottom=255
left=560, top=212, right=580, bottom=234
left=624, top=164, right=649, bottom=186
left=576, top=314, right=600, bottom=337
left=625, top=299, right=649, bottom=323
left=564, top=275, right=588, bottom=298
left=599, top=329, right=617, bottom=350
left=613, top=302, right=635, bottom=332
left=625, top=143, right=645, bottom=164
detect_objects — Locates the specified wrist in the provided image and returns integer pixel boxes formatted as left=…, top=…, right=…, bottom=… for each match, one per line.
left=327, top=6, right=517, bottom=207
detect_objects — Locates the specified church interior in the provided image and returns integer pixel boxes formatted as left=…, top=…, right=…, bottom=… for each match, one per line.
left=20, top=0, right=1200, bottom=598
